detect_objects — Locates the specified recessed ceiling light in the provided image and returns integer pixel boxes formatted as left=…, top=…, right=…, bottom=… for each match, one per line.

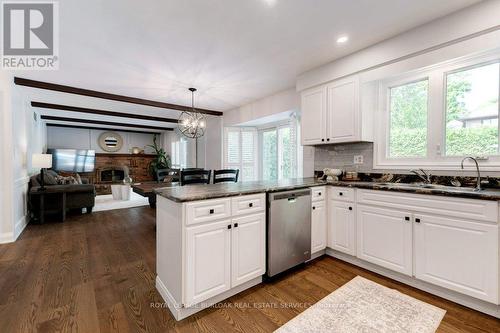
left=336, top=36, right=349, bottom=44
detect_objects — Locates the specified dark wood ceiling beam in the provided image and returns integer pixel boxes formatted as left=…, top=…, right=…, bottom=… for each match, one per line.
left=41, top=115, right=174, bottom=131
left=46, top=124, right=162, bottom=135
left=15, top=77, right=223, bottom=116
left=32, top=101, right=178, bottom=123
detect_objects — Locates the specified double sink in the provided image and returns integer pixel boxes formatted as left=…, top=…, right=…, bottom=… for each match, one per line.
left=376, top=182, right=481, bottom=192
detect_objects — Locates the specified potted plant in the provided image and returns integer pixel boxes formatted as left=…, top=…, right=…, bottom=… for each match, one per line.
left=147, top=135, right=171, bottom=180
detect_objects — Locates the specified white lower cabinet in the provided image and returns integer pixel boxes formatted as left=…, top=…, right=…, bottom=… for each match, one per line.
left=311, top=200, right=327, bottom=253
left=356, top=204, right=413, bottom=276
left=414, top=213, right=499, bottom=304
left=328, top=200, right=356, bottom=255
left=185, top=219, right=232, bottom=307
left=184, top=210, right=266, bottom=307
left=231, top=213, right=266, bottom=287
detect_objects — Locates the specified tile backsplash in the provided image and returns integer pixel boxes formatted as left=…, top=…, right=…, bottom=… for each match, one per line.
left=313, top=142, right=500, bottom=177
left=314, top=142, right=375, bottom=173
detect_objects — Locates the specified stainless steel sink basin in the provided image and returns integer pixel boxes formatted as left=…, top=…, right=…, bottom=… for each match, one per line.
left=375, top=182, right=481, bottom=192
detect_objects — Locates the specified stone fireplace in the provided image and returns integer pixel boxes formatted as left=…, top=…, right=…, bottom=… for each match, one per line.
left=97, top=166, right=128, bottom=183
left=91, top=153, right=157, bottom=195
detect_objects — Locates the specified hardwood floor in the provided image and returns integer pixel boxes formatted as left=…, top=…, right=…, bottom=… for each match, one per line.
left=0, top=207, right=498, bottom=333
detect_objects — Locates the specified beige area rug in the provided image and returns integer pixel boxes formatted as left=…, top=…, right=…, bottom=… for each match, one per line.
left=275, top=276, right=446, bottom=333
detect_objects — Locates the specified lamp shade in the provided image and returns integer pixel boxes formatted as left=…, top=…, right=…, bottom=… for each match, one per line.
left=32, top=154, right=52, bottom=169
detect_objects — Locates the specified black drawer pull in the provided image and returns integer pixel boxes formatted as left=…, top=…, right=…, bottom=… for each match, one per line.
left=248, top=202, right=253, bottom=207
left=312, top=206, right=316, bottom=210
left=415, top=218, right=421, bottom=223
left=209, top=209, right=214, bottom=214
left=318, top=192, right=321, bottom=196
left=227, top=225, right=232, bottom=229
left=321, top=138, right=325, bottom=142
left=234, top=223, right=238, bottom=228
left=327, top=138, right=330, bottom=141
left=404, top=216, right=410, bottom=221
left=339, top=192, right=343, bottom=196
left=348, top=207, right=352, bottom=211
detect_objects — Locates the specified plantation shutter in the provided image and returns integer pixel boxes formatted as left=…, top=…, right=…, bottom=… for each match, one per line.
left=224, top=127, right=258, bottom=181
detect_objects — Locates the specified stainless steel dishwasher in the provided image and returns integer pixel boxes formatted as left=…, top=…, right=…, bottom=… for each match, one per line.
left=267, top=188, right=311, bottom=277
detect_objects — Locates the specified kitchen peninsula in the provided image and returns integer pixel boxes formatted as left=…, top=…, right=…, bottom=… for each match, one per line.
left=155, top=178, right=500, bottom=320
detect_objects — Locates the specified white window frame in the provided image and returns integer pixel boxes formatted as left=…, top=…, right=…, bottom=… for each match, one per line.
left=223, top=127, right=258, bottom=181
left=258, top=117, right=299, bottom=180
left=171, top=138, right=187, bottom=169
left=374, top=50, right=500, bottom=171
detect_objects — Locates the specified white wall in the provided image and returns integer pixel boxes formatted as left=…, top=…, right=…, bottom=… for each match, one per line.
left=0, top=73, right=14, bottom=243
left=297, top=0, right=500, bottom=91
left=224, top=88, right=299, bottom=126
left=0, top=83, right=47, bottom=243
left=162, top=115, right=223, bottom=170
left=223, top=87, right=315, bottom=177
left=47, top=127, right=157, bottom=154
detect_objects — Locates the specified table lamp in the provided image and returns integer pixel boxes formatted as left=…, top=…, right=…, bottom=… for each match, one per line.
left=32, top=154, right=53, bottom=191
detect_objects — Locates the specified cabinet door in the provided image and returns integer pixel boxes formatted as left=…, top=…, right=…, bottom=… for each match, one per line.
left=185, top=220, right=231, bottom=306
left=231, top=213, right=266, bottom=287
left=311, top=200, right=327, bottom=254
left=328, top=200, right=356, bottom=256
left=327, top=77, right=359, bottom=143
left=356, top=205, right=412, bottom=276
left=301, top=86, right=327, bottom=145
left=414, top=214, right=499, bottom=304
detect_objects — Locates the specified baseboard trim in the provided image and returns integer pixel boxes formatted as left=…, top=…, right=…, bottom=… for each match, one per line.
left=0, top=232, right=14, bottom=244
left=156, top=275, right=262, bottom=321
left=326, top=248, right=500, bottom=319
left=14, top=215, right=27, bottom=240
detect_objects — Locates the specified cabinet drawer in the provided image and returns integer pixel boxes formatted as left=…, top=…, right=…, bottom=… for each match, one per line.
left=311, top=186, right=326, bottom=202
left=356, top=189, right=498, bottom=223
left=185, top=198, right=231, bottom=225
left=231, top=194, right=265, bottom=216
left=328, top=186, right=355, bottom=202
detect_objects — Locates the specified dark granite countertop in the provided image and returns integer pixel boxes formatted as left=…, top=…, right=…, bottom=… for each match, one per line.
left=155, top=178, right=500, bottom=202
left=154, top=178, right=326, bottom=202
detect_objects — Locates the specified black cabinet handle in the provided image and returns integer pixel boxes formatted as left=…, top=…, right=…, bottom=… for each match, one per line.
left=327, top=138, right=330, bottom=141
left=321, top=138, right=325, bottom=142
left=348, top=207, right=352, bottom=210
left=339, top=192, right=343, bottom=196
left=209, top=209, right=214, bottom=214
left=404, top=216, right=410, bottom=221
left=415, top=218, right=421, bottom=223
left=312, top=206, right=316, bottom=210
left=234, top=223, right=238, bottom=228
left=318, top=192, right=321, bottom=196
left=249, top=202, right=253, bottom=207
left=227, top=225, right=232, bottom=229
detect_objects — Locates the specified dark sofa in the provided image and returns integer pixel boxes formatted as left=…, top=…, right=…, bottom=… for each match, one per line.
left=29, top=170, right=96, bottom=222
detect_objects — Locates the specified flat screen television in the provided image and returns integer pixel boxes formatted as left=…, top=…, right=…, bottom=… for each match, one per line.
left=47, top=149, right=96, bottom=173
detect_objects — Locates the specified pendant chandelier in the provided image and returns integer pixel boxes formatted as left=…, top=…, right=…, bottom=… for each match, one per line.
left=178, top=87, right=206, bottom=139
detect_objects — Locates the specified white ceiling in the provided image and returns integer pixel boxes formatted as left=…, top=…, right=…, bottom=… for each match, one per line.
left=15, top=0, right=480, bottom=112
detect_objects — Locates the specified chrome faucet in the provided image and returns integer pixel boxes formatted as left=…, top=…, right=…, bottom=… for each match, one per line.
left=410, top=168, right=431, bottom=184
left=461, top=157, right=482, bottom=191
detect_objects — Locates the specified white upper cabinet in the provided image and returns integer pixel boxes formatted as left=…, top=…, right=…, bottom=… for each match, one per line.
left=327, top=77, right=359, bottom=143
left=300, top=75, right=372, bottom=145
left=301, top=85, right=327, bottom=145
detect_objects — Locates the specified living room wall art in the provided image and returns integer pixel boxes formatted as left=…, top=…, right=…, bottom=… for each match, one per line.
left=98, top=131, right=123, bottom=152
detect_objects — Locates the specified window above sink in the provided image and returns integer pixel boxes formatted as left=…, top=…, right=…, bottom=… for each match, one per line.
left=375, top=50, right=500, bottom=171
